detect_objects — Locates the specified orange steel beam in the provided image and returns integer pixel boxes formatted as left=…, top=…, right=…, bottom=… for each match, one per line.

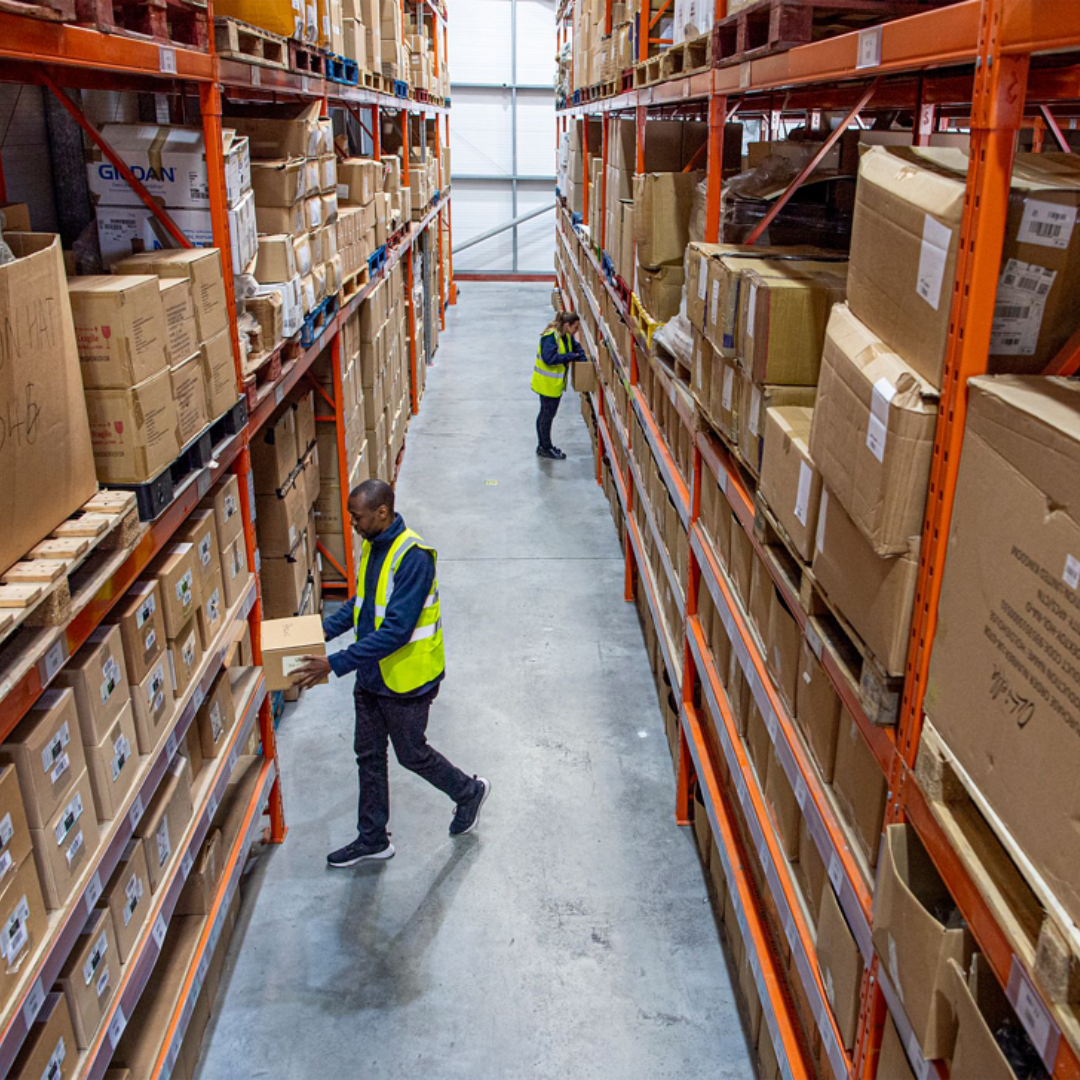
left=648, top=0, right=671, bottom=30
left=600, top=114, right=609, bottom=250
left=581, top=118, right=590, bottom=224
left=1039, top=103, right=1070, bottom=151
left=1042, top=322, right=1080, bottom=377
left=705, top=95, right=726, bottom=242
left=317, top=539, right=349, bottom=581
left=682, top=138, right=706, bottom=173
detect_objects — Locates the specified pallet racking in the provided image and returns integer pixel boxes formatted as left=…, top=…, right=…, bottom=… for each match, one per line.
left=0, top=0, right=453, bottom=1071
left=556, top=1, right=1080, bottom=1077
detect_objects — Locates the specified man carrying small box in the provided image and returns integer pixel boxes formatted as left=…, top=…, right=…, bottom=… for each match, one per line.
left=292, top=479, right=490, bottom=867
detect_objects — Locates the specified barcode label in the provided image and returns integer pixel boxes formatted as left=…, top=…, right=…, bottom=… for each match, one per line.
left=107, top=1006, right=127, bottom=1048
left=129, top=793, right=144, bottom=831
left=21, top=979, right=45, bottom=1027
left=1019, top=199, right=1077, bottom=249
left=158, top=46, right=176, bottom=73
left=992, top=259, right=1055, bottom=355
left=43, top=640, right=66, bottom=682
left=152, top=914, right=168, bottom=950
left=85, top=871, right=103, bottom=914
left=251, top=65, right=261, bottom=86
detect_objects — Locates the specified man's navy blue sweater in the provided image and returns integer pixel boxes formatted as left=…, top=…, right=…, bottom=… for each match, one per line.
left=322, top=514, right=442, bottom=697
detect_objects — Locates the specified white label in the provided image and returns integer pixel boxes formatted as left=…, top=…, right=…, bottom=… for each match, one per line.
left=65, top=829, right=84, bottom=866
left=128, top=793, right=144, bottom=831
left=55, top=792, right=83, bottom=846
left=856, top=25, right=882, bottom=69
left=107, top=1006, right=127, bottom=1048
left=100, top=656, right=121, bottom=705
left=208, top=792, right=220, bottom=820
left=827, top=850, right=843, bottom=895
left=794, top=461, right=813, bottom=526
left=747, top=385, right=761, bottom=438
left=0, top=813, right=13, bottom=852
left=198, top=534, right=212, bottom=568
left=144, top=627, right=157, bottom=653
left=275, top=384, right=286, bottom=407
left=96, top=966, right=110, bottom=999
left=916, top=215, right=952, bottom=310
left=181, top=850, right=194, bottom=880
left=722, top=367, right=734, bottom=411
left=1065, top=554, right=1080, bottom=591
left=1010, top=962, right=1057, bottom=1063
left=991, top=259, right=1055, bottom=355
left=136, top=594, right=156, bottom=628
left=193, top=685, right=206, bottom=713
left=177, top=570, right=194, bottom=609
left=84, top=871, right=103, bottom=915
left=123, top=873, right=143, bottom=925
left=49, top=753, right=70, bottom=787
left=41, top=721, right=71, bottom=774
left=43, top=1032, right=67, bottom=1080
left=197, top=470, right=213, bottom=499
left=1019, top=199, right=1077, bottom=249
left=83, top=930, right=108, bottom=986
left=156, top=819, right=171, bottom=868
left=228, top=747, right=239, bottom=772
left=282, top=655, right=307, bottom=676
left=225, top=493, right=238, bottom=521
left=866, top=377, right=897, bottom=463
left=152, top=914, right=168, bottom=950
left=794, top=773, right=808, bottom=811
left=111, top=734, right=131, bottom=781
left=210, top=702, right=224, bottom=744
left=815, top=489, right=829, bottom=553
left=166, top=731, right=178, bottom=760
left=182, top=633, right=196, bottom=668
left=207, top=587, right=222, bottom=625
left=20, top=975, right=43, bottom=1025
left=746, top=282, right=758, bottom=338
left=43, top=640, right=66, bottom=682
left=697, top=258, right=708, bottom=301
left=709, top=280, right=720, bottom=325
left=0, top=851, right=10, bottom=883
left=158, top=46, right=176, bottom=73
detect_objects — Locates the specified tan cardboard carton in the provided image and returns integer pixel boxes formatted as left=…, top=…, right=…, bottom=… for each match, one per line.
left=250, top=158, right=308, bottom=207
left=832, top=706, right=886, bottom=869
left=57, top=907, right=117, bottom=1048
left=0, top=855, right=48, bottom=1016
left=816, top=884, right=864, bottom=1050
left=150, top=543, right=199, bottom=638
left=67, top=275, right=169, bottom=389
left=9, top=993, right=75, bottom=1080
left=200, top=329, right=238, bottom=420
left=197, top=671, right=236, bottom=759
left=633, top=171, right=702, bottom=269
left=108, top=580, right=166, bottom=687
left=255, top=200, right=306, bottom=236
left=262, top=615, right=327, bottom=691
left=810, top=304, right=938, bottom=556
left=794, top=640, right=840, bottom=783
left=196, top=569, right=226, bottom=650
left=925, top=375, right=1080, bottom=928
left=158, top=277, right=197, bottom=367
left=255, top=235, right=298, bottom=283
left=763, top=745, right=799, bottom=860
left=170, top=354, right=210, bottom=447
left=256, top=477, right=308, bottom=557
left=220, top=534, right=250, bottom=609
left=54, top=623, right=130, bottom=747
left=134, top=755, right=193, bottom=893
left=168, top=616, right=203, bottom=699
left=794, top=815, right=825, bottom=929
left=176, top=510, right=221, bottom=595
left=0, top=765, right=30, bottom=890
left=294, top=388, right=316, bottom=452
left=947, top=955, right=1017, bottom=1080
left=175, top=829, right=221, bottom=917
left=224, top=101, right=323, bottom=161
left=260, top=550, right=308, bottom=620
left=251, top=407, right=299, bottom=494
left=199, top=474, right=244, bottom=551
left=758, top=406, right=821, bottom=561
left=85, top=700, right=140, bottom=821
left=97, top=838, right=150, bottom=964
left=129, top=654, right=174, bottom=755
left=636, top=263, right=684, bottom=322
left=30, top=768, right=100, bottom=908
left=738, top=382, right=816, bottom=479
left=766, top=587, right=801, bottom=714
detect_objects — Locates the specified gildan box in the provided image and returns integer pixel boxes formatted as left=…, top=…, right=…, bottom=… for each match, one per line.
left=816, top=884, right=864, bottom=1050
left=85, top=700, right=139, bottom=821
left=150, top=543, right=199, bottom=638
left=197, top=569, right=226, bottom=650
left=200, top=474, right=243, bottom=551
left=255, top=234, right=297, bottom=283
left=812, top=488, right=919, bottom=677
left=85, top=124, right=209, bottom=207
left=170, top=354, right=210, bottom=446
left=109, top=580, right=166, bottom=687
left=177, top=510, right=221, bottom=595
left=159, top=278, right=197, bottom=366
left=873, top=824, right=972, bottom=1060
left=9, top=993, right=75, bottom=1080
left=810, top=304, right=938, bottom=556
left=30, top=768, right=100, bottom=908
left=0, top=765, right=31, bottom=887
left=256, top=478, right=308, bottom=557
left=925, top=376, right=1080, bottom=928
left=98, top=839, right=150, bottom=964
left=759, top=406, right=821, bottom=562
left=200, top=329, right=238, bottom=420
left=795, top=640, right=840, bottom=783
left=197, top=672, right=236, bottom=759
left=85, top=369, right=181, bottom=484
left=832, top=707, right=886, bottom=869
left=633, top=171, right=701, bottom=269
left=57, top=907, right=117, bottom=1049
left=948, top=955, right=1017, bottom=1080
left=262, top=615, right=327, bottom=691
left=168, top=617, right=203, bottom=699
left=220, top=534, right=250, bottom=609
left=134, top=756, right=193, bottom=893
left=67, top=275, right=169, bottom=389
left=250, top=158, right=308, bottom=208
left=251, top=408, right=299, bottom=494
left=54, top=624, right=131, bottom=747
left=0, top=687, right=87, bottom=828
left=130, top=654, right=174, bottom=754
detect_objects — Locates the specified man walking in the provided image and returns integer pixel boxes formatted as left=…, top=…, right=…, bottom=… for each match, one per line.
left=293, top=479, right=490, bottom=867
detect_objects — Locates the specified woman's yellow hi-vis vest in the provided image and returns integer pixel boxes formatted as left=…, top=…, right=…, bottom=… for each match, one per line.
left=531, top=329, right=571, bottom=397
left=353, top=528, right=445, bottom=693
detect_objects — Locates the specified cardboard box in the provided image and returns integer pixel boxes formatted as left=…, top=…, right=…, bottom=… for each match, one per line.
left=766, top=587, right=801, bottom=714
left=739, top=382, right=816, bottom=479
left=170, top=354, right=210, bottom=446
left=0, top=203, right=31, bottom=230
left=196, top=569, right=226, bottom=650
left=200, top=329, right=238, bottom=420
left=633, top=171, right=701, bottom=269
left=223, top=129, right=251, bottom=206
left=759, top=406, right=821, bottom=562
left=108, top=580, right=166, bottom=687
left=134, top=756, right=193, bottom=893
left=98, top=839, right=150, bottom=964
left=255, top=200, right=306, bottom=237
left=636, top=263, right=684, bottom=322
left=30, top=768, right=101, bottom=907
left=200, top=475, right=244, bottom=551
left=150, top=543, right=199, bottom=638
left=197, top=672, right=236, bottom=759
left=812, top=488, right=919, bottom=677
left=85, top=124, right=211, bottom=208
left=184, top=719, right=204, bottom=783
left=877, top=1013, right=917, bottom=1079
left=294, top=389, right=316, bottom=453
left=226, top=101, right=324, bottom=159
left=832, top=707, right=886, bottom=869
left=873, top=824, right=972, bottom=1059
left=262, top=550, right=310, bottom=619
left=129, top=654, right=174, bottom=755
left=262, top=615, right=327, bottom=691
left=794, top=814, right=825, bottom=929
left=85, top=369, right=182, bottom=484
left=250, top=158, right=309, bottom=208
left=57, top=907, right=117, bottom=1049
left=9, top=993, right=76, bottom=1080
left=925, top=375, right=1080, bottom=927
left=810, top=304, right=938, bottom=556
left=85, top=700, right=139, bottom=821
left=794, top=640, right=840, bottom=783
left=816, top=884, right=864, bottom=1050
left=175, top=829, right=221, bottom=917
left=255, top=234, right=297, bottom=283
left=256, top=478, right=308, bottom=558
left=0, top=765, right=30, bottom=889
left=0, top=854, right=47, bottom=1015
left=948, top=955, right=1017, bottom=1080
left=168, top=617, right=203, bottom=699
left=0, top=688, right=86, bottom=828
left=0, top=235, right=99, bottom=578
left=67, top=275, right=169, bottom=389
left=54, top=624, right=131, bottom=748
left=177, top=510, right=221, bottom=596
left=159, top=278, right=197, bottom=367
left=763, top=746, right=800, bottom=860
left=251, top=408, right=299, bottom=494
left=220, top=534, right=250, bottom=609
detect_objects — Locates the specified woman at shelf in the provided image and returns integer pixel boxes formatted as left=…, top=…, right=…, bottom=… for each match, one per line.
left=532, top=310, right=587, bottom=460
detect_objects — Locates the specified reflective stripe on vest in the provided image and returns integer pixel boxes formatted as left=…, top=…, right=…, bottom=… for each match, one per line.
left=531, top=329, right=570, bottom=398
left=353, top=527, right=445, bottom=693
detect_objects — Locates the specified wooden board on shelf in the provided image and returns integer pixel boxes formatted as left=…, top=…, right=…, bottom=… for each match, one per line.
left=75, top=0, right=209, bottom=48
left=660, top=32, right=712, bottom=79
left=213, top=16, right=287, bottom=68
left=0, top=0, right=74, bottom=20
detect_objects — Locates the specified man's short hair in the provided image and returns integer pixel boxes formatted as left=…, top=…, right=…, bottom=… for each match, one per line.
left=349, top=478, right=395, bottom=514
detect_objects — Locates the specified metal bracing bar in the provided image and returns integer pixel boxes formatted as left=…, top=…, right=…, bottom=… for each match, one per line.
left=1042, top=322, right=1080, bottom=377
left=1039, top=104, right=1071, bottom=151
left=649, top=0, right=671, bottom=30
left=452, top=203, right=556, bottom=254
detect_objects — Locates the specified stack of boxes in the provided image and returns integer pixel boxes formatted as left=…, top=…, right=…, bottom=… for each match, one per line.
left=341, top=0, right=380, bottom=72
left=380, top=0, right=405, bottom=80
left=337, top=156, right=383, bottom=275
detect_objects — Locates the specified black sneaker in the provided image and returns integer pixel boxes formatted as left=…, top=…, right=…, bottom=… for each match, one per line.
left=326, top=836, right=395, bottom=868
left=536, top=446, right=566, bottom=460
left=450, top=777, right=491, bottom=836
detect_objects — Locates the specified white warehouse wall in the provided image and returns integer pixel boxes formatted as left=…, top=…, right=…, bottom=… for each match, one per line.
left=448, top=0, right=556, bottom=274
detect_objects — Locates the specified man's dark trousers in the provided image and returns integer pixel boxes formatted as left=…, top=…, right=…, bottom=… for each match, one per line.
left=354, top=682, right=475, bottom=845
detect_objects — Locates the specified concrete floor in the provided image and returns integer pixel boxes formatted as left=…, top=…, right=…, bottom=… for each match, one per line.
left=196, top=282, right=754, bottom=1079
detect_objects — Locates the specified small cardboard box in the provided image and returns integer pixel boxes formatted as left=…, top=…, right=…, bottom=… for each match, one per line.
left=832, top=707, right=886, bottom=869
left=159, top=277, right=197, bottom=367
left=794, top=815, right=826, bottom=930
left=251, top=408, right=299, bottom=495
left=108, top=580, right=166, bottom=687
left=85, top=700, right=140, bottom=821
left=134, top=756, right=193, bottom=893
left=0, top=765, right=31, bottom=888
left=67, top=274, right=169, bottom=389
left=54, top=623, right=131, bottom=747
left=199, top=329, right=238, bottom=421
left=262, top=615, right=327, bottom=691
left=255, top=234, right=297, bottom=283
left=150, top=543, right=199, bottom=639
left=816, top=883, right=864, bottom=1050
left=168, top=617, right=203, bottom=699
left=57, top=907, right=118, bottom=1048
left=765, top=586, right=801, bottom=714
left=256, top=478, right=308, bottom=558
left=175, top=828, right=221, bottom=917
left=759, top=406, right=821, bottom=562
left=85, top=369, right=182, bottom=484
left=294, top=389, right=316, bottom=453
left=197, top=672, right=237, bottom=759
left=176, top=510, right=221, bottom=595
left=220, top=534, right=250, bottom=609
left=170, top=355, right=210, bottom=447
left=571, top=360, right=597, bottom=394
left=197, top=569, right=227, bottom=651
left=261, top=551, right=309, bottom=620
left=30, top=768, right=100, bottom=908
left=8, top=993, right=75, bottom=1080
left=199, top=475, right=243, bottom=552
left=130, top=654, right=174, bottom=755
left=250, top=158, right=308, bottom=208
left=0, top=855, right=48, bottom=1016
left=184, top=720, right=204, bottom=782
left=0, top=688, right=87, bottom=828
left=763, top=745, right=800, bottom=861
left=98, top=839, right=150, bottom=964
left=739, top=382, right=817, bottom=479
left=794, top=640, right=840, bottom=783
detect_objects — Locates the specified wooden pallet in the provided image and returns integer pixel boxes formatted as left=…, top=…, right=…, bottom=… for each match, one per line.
left=214, top=17, right=287, bottom=67
left=915, top=719, right=1080, bottom=1054
left=632, top=55, right=663, bottom=88
left=76, top=0, right=208, bottom=47
left=341, top=264, right=370, bottom=302
left=713, top=0, right=929, bottom=66
left=241, top=344, right=284, bottom=410
left=289, top=39, right=325, bottom=77
left=660, top=32, right=712, bottom=79
left=0, top=0, right=74, bottom=21
left=0, top=492, right=139, bottom=646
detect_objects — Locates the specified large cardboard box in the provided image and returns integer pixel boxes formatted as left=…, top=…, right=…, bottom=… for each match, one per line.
left=739, top=381, right=816, bottom=478
left=67, top=275, right=169, bottom=389
left=925, top=375, right=1080, bottom=927
left=872, top=824, right=972, bottom=1060
left=766, top=587, right=801, bottom=714
left=57, top=907, right=117, bottom=1049
left=134, top=756, right=193, bottom=894
left=759, top=406, right=821, bottom=562
left=85, top=370, right=182, bottom=484
left=251, top=407, right=299, bottom=494
left=812, top=488, right=919, bottom=677
left=256, top=477, right=308, bottom=557
left=832, top=707, right=886, bottom=869
left=0, top=234, right=99, bottom=578
left=177, top=510, right=221, bottom=596
left=109, top=580, right=166, bottom=687
left=816, top=883, right=864, bottom=1050
left=85, top=124, right=210, bottom=208
left=199, top=474, right=244, bottom=551
left=0, top=765, right=31, bottom=888
left=129, top=654, right=174, bottom=754
left=85, top=700, right=139, bottom=821
left=170, top=354, right=210, bottom=447
left=0, top=855, right=48, bottom=1016
left=30, top=768, right=101, bottom=908
left=196, top=672, right=236, bottom=759
left=97, top=838, right=150, bottom=964
left=220, top=534, right=250, bottom=609
left=168, top=616, right=203, bottom=699
left=196, top=569, right=226, bottom=650
left=200, top=329, right=238, bottom=420
left=159, top=278, right=197, bottom=367
left=636, top=263, right=684, bottom=322
left=262, top=615, right=327, bottom=691
left=250, top=158, right=309, bottom=208
left=794, top=640, right=840, bottom=783
left=810, top=304, right=938, bottom=556
left=150, top=543, right=199, bottom=638
left=54, top=624, right=131, bottom=748
left=633, top=171, right=702, bottom=269
left=9, top=993, right=76, bottom=1080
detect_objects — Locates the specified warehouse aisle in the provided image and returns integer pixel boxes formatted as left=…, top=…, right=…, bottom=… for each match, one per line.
left=196, top=282, right=753, bottom=1079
